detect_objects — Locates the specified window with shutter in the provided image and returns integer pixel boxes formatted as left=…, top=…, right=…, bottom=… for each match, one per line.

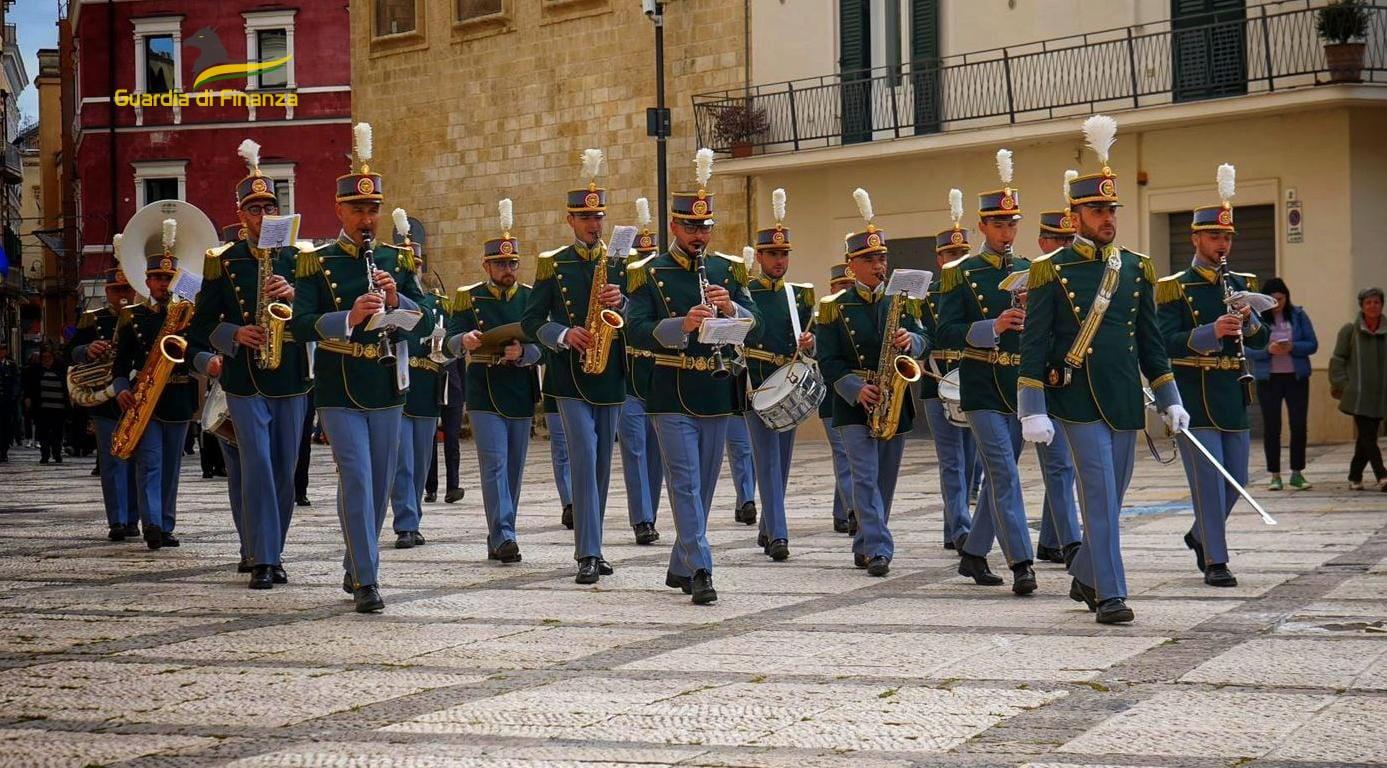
left=1172, top=0, right=1247, bottom=103
left=910, top=0, right=940, bottom=134
left=840, top=0, right=873, bottom=144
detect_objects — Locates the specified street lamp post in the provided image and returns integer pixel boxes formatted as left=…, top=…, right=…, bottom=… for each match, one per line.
left=645, top=1, right=670, bottom=251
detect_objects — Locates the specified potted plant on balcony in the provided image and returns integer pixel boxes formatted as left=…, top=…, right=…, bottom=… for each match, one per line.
left=712, top=102, right=769, bottom=158
left=1317, top=0, right=1371, bottom=83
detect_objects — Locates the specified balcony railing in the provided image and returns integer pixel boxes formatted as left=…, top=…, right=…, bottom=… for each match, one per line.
left=693, top=1, right=1387, bottom=156
left=1, top=143, right=20, bottom=185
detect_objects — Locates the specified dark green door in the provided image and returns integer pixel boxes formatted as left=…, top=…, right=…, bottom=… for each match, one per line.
left=1172, top=0, right=1248, bottom=102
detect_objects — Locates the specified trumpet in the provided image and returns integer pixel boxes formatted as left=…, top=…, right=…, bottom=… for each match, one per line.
left=361, top=230, right=396, bottom=368
left=695, top=252, right=730, bottom=379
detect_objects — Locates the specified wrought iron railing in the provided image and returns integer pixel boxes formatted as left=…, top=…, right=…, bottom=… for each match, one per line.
left=693, top=1, right=1387, bottom=156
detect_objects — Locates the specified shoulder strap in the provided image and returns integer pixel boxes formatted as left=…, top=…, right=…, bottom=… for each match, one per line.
left=783, top=283, right=802, bottom=339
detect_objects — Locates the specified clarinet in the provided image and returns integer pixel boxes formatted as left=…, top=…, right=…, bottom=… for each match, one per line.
left=1218, top=256, right=1254, bottom=402
left=361, top=230, right=396, bottom=368
left=695, top=253, right=730, bottom=380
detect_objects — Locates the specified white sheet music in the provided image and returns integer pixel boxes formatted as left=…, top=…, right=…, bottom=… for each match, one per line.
left=171, top=270, right=202, bottom=301
left=256, top=214, right=301, bottom=249
left=697, top=317, right=753, bottom=346
left=999, top=270, right=1029, bottom=293
left=366, top=309, right=423, bottom=332
left=885, top=268, right=932, bottom=299
left=1226, top=290, right=1276, bottom=315
left=608, top=225, right=637, bottom=259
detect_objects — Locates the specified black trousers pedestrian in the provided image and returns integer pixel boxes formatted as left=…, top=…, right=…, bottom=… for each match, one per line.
left=1256, top=373, right=1310, bottom=473
left=0, top=401, right=15, bottom=458
left=440, top=404, right=464, bottom=492
left=200, top=429, right=225, bottom=475
left=1349, top=415, right=1386, bottom=483
left=36, top=410, right=66, bottom=460
left=425, top=421, right=439, bottom=496
left=294, top=405, right=314, bottom=498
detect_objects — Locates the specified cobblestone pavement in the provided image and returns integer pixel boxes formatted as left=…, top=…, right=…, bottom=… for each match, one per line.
left=1, top=433, right=1384, bottom=768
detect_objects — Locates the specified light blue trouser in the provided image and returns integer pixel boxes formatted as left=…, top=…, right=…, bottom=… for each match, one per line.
left=1035, top=422, right=1082, bottom=551
left=745, top=413, right=794, bottom=542
left=824, top=417, right=853, bottom=524
left=652, top=413, right=729, bottom=577
left=133, top=420, right=189, bottom=534
left=1059, top=420, right=1137, bottom=601
left=470, top=411, right=531, bottom=550
left=1179, top=427, right=1249, bottom=568
left=93, top=416, right=137, bottom=528
left=961, top=409, right=1034, bottom=567
left=922, top=398, right=976, bottom=548
left=390, top=414, right=436, bottom=534
left=545, top=412, right=572, bottom=507
left=838, top=425, right=904, bottom=561
left=556, top=398, right=620, bottom=561
left=319, top=406, right=402, bottom=589
left=218, top=436, right=245, bottom=561
left=227, top=393, right=307, bottom=566
left=725, top=414, right=756, bottom=507
left=619, top=395, right=663, bottom=527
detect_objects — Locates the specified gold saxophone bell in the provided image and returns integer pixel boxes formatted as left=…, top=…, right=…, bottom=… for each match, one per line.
left=111, top=301, right=196, bottom=460
left=579, top=245, right=622, bottom=375
left=867, top=291, right=917, bottom=441
left=259, top=301, right=293, bottom=371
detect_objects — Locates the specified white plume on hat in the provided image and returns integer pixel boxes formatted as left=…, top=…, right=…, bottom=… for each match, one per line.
left=498, top=198, right=513, bottom=234
left=161, top=218, right=177, bottom=250
left=695, top=148, right=715, bottom=189
left=1081, top=115, right=1118, bottom=166
left=112, top=233, right=123, bottom=250
left=949, top=188, right=964, bottom=226
left=771, top=188, right=786, bottom=224
left=237, top=139, right=261, bottom=175
left=996, top=149, right=1014, bottom=186
left=1217, top=163, right=1236, bottom=205
left=581, top=148, right=604, bottom=180
left=353, top=123, right=373, bottom=164
left=742, top=245, right=755, bottom=263
left=392, top=208, right=410, bottom=240
left=1063, top=169, right=1079, bottom=201
left=853, top=188, right=874, bottom=223
left=635, top=197, right=651, bottom=228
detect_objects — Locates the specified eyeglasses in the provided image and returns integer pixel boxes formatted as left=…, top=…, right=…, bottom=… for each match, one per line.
left=677, top=222, right=714, bottom=234
left=850, top=254, right=888, bottom=265
left=243, top=203, right=279, bottom=216
left=490, top=260, right=521, bottom=270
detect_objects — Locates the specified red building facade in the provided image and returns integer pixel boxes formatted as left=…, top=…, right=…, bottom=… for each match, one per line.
left=69, top=0, right=350, bottom=279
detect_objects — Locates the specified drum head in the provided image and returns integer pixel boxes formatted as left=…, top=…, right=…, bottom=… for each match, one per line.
left=202, top=383, right=227, bottom=432
left=751, top=364, right=796, bottom=410
left=938, top=368, right=962, bottom=401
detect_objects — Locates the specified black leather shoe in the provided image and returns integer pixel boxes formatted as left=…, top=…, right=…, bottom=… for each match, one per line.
left=90, top=464, right=99, bottom=476
left=691, top=569, right=717, bottom=604
left=1063, top=541, right=1081, bottom=569
left=634, top=522, right=659, bottom=545
left=943, top=540, right=956, bottom=551
left=1183, top=532, right=1207, bottom=573
left=847, top=510, right=858, bottom=536
left=734, top=501, right=757, bottom=525
left=124, top=522, right=141, bottom=538
left=1069, top=578, right=1097, bottom=612
left=411, top=532, right=426, bottom=546
left=237, top=557, right=254, bottom=574
left=271, top=565, right=288, bottom=584
left=160, top=532, right=180, bottom=547
left=144, top=528, right=162, bottom=550
left=768, top=539, right=790, bottom=562
left=342, top=572, right=354, bottom=594
left=494, top=539, right=521, bottom=564
left=854, top=553, right=868, bottom=568
left=866, top=556, right=890, bottom=577
left=395, top=532, right=415, bottom=549
left=296, top=495, right=311, bottom=507
left=1011, top=562, right=1038, bottom=595
left=353, top=585, right=385, bottom=613
left=575, top=557, right=600, bottom=584
left=249, top=565, right=274, bottom=590
left=958, top=554, right=1004, bottom=585
left=1204, top=564, right=1238, bottom=587
left=108, top=525, right=126, bottom=542
left=1096, top=597, right=1135, bottom=624
left=598, top=559, right=614, bottom=576
left=833, top=518, right=850, bottom=534
left=445, top=488, right=465, bottom=503
left=424, top=491, right=437, bottom=503
left=665, top=570, right=692, bottom=594
left=757, top=532, right=768, bottom=549
left=561, top=504, right=574, bottom=530
left=1035, top=545, right=1065, bottom=564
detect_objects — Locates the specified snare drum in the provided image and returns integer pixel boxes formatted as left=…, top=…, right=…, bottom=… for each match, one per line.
left=751, top=357, right=826, bottom=432
left=202, top=381, right=237, bottom=446
left=937, top=369, right=968, bottom=428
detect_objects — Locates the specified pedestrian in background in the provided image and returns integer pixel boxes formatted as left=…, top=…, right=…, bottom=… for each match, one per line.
left=24, top=346, right=69, bottom=463
left=1330, top=287, right=1387, bottom=491
left=1247, top=277, right=1318, bottom=490
left=0, top=342, right=20, bottom=462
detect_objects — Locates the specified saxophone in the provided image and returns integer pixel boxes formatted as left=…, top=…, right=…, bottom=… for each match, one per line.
left=254, top=246, right=293, bottom=371
left=866, top=290, right=922, bottom=440
left=111, top=299, right=195, bottom=460
left=579, top=241, right=624, bottom=375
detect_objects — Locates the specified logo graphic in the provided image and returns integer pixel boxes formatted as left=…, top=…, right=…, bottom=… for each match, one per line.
left=691, top=200, right=709, bottom=217
left=356, top=178, right=375, bottom=196
left=583, top=192, right=601, bottom=209
left=250, top=178, right=269, bottom=194
left=1098, top=178, right=1117, bottom=198
left=500, top=240, right=514, bottom=255
left=1001, top=194, right=1016, bottom=210
left=772, top=231, right=786, bottom=244
left=1217, top=209, right=1233, bottom=226
left=950, top=230, right=965, bottom=245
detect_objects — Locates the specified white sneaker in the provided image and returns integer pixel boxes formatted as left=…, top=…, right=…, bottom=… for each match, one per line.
left=1349, top=481, right=1365, bottom=491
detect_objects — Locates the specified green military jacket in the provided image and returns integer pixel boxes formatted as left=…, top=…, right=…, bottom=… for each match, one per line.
left=745, top=277, right=815, bottom=389
left=69, top=305, right=125, bottom=420
left=812, top=303, right=835, bottom=420
left=188, top=240, right=312, bottom=398
left=290, top=233, right=430, bottom=411
left=814, top=283, right=929, bottom=432
left=1017, top=235, right=1179, bottom=430
left=1157, top=262, right=1267, bottom=430
left=448, top=281, right=541, bottom=419
left=936, top=249, right=1030, bottom=414
left=623, top=254, right=658, bottom=402
left=625, top=246, right=763, bottom=417
left=521, top=242, right=628, bottom=405
left=402, top=291, right=447, bottom=419
left=112, top=300, right=198, bottom=423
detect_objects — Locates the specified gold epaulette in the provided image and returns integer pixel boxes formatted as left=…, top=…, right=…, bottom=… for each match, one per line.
left=1155, top=272, right=1186, bottom=305
left=793, top=282, right=816, bottom=308
left=1231, top=270, right=1259, bottom=292
left=295, top=250, right=322, bottom=279
left=939, top=261, right=966, bottom=293
left=77, top=308, right=99, bottom=330
left=904, top=297, right=924, bottom=320
left=626, top=254, right=656, bottom=293
left=816, top=290, right=845, bottom=324
left=115, top=305, right=135, bottom=331
left=535, top=250, right=559, bottom=282
left=293, top=240, right=317, bottom=254
left=453, top=282, right=482, bottom=313
left=202, top=243, right=234, bottom=281
left=715, top=251, right=750, bottom=287
left=1027, top=256, right=1059, bottom=289
left=390, top=243, right=416, bottom=274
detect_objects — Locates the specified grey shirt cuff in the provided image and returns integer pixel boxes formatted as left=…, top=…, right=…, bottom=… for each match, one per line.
left=1154, top=379, right=1182, bottom=411
left=210, top=322, right=240, bottom=356
left=1189, top=323, right=1221, bottom=354
left=966, top=320, right=998, bottom=349
left=1017, top=386, right=1048, bottom=419
left=654, top=318, right=689, bottom=350
left=316, top=311, right=353, bottom=341
left=834, top=373, right=866, bottom=404
left=538, top=321, right=568, bottom=352
left=193, top=351, right=217, bottom=376
left=519, top=343, right=542, bottom=367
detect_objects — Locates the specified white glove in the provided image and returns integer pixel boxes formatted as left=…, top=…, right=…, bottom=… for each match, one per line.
left=1020, top=414, right=1054, bottom=445
left=1163, top=403, right=1191, bottom=433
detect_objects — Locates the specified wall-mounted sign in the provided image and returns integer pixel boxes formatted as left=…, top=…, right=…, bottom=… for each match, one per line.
left=1286, top=200, right=1303, bottom=244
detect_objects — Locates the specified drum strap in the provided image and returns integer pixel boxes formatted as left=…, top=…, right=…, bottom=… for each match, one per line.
left=783, top=284, right=803, bottom=340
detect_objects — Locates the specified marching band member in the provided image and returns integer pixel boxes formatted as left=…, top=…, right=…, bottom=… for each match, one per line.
left=937, top=150, right=1038, bottom=595
left=923, top=190, right=978, bottom=553
left=820, top=264, right=857, bottom=536
left=189, top=140, right=311, bottom=589
left=542, top=392, right=574, bottom=529
left=291, top=122, right=429, bottom=613
left=726, top=393, right=757, bottom=526
left=815, top=188, right=928, bottom=578
left=1157, top=164, right=1266, bottom=588
left=69, top=260, right=139, bottom=541
left=620, top=197, right=664, bottom=545
left=1018, top=115, right=1188, bottom=624
left=388, top=208, right=443, bottom=550
left=626, top=148, right=762, bottom=603
left=210, top=223, right=250, bottom=574
left=448, top=199, right=543, bottom=564
left=112, top=225, right=198, bottom=550
left=521, top=149, right=627, bottom=584
left=744, top=191, right=816, bottom=561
